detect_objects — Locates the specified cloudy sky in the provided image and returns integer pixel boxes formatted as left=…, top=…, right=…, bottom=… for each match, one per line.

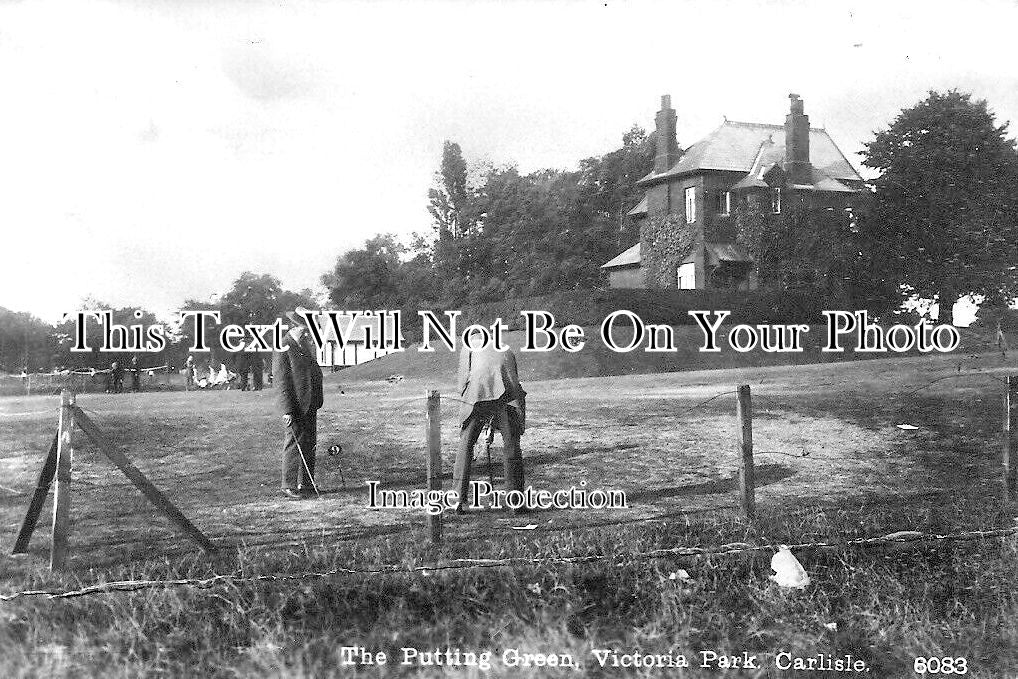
left=2, top=0, right=1017, bottom=322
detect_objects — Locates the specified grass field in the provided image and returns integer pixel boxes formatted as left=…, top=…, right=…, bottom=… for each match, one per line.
left=1, top=351, right=1017, bottom=677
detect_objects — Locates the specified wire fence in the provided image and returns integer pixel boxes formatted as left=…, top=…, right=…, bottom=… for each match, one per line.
left=2, top=359, right=1016, bottom=584
left=2, top=523, right=1015, bottom=602
left=0, top=368, right=1007, bottom=493
left=0, top=364, right=278, bottom=397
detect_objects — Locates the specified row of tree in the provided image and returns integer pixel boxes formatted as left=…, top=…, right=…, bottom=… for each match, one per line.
left=6, top=90, right=1017, bottom=371
left=321, top=127, right=656, bottom=323
left=322, top=90, right=1018, bottom=328
left=2, top=276, right=318, bottom=374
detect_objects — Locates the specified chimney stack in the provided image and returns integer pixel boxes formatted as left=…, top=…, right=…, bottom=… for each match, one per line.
left=784, top=93, right=811, bottom=185
left=654, top=94, right=680, bottom=173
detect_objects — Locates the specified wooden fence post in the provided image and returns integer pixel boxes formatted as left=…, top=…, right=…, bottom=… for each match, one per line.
left=50, top=390, right=75, bottom=570
left=1005, top=376, right=1017, bottom=501
left=426, top=390, right=443, bottom=544
left=737, top=384, right=755, bottom=520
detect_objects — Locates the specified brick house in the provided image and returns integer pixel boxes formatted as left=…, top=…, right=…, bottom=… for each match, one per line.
left=601, top=94, right=863, bottom=290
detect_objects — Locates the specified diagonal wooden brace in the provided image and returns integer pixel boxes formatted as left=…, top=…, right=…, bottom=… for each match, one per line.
left=72, top=406, right=216, bottom=554
left=11, top=433, right=59, bottom=555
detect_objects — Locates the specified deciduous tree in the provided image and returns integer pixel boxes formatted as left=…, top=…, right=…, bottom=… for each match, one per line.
left=862, top=90, right=1018, bottom=323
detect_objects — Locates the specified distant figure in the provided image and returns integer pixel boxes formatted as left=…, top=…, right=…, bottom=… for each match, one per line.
left=130, top=355, right=141, bottom=392
left=996, top=318, right=1008, bottom=358
left=109, top=361, right=124, bottom=393
left=235, top=353, right=251, bottom=391
left=452, top=333, right=527, bottom=513
left=184, top=355, right=195, bottom=391
left=251, top=352, right=265, bottom=391
left=274, top=306, right=324, bottom=499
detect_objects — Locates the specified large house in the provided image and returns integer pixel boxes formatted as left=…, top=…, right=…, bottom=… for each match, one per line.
left=601, top=94, right=863, bottom=290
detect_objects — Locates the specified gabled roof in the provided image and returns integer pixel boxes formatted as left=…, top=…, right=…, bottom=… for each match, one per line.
left=638, top=121, right=862, bottom=186
left=627, top=196, right=648, bottom=217
left=730, top=159, right=856, bottom=193
left=600, top=242, right=640, bottom=269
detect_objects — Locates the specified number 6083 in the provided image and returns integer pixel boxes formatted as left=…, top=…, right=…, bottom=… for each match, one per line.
left=914, top=657, right=967, bottom=675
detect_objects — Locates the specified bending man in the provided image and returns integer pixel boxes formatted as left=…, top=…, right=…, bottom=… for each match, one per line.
left=453, top=334, right=527, bottom=513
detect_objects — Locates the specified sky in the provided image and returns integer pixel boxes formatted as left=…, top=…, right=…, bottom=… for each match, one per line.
left=2, top=0, right=1017, bottom=323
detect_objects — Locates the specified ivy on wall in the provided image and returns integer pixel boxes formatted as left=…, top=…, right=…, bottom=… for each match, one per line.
left=639, top=213, right=697, bottom=288
left=735, top=192, right=855, bottom=306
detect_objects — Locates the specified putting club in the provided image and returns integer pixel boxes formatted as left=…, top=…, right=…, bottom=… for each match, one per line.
left=484, top=414, right=496, bottom=490
left=289, top=422, right=321, bottom=498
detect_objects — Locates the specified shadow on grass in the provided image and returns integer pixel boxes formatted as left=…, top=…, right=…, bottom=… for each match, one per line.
left=359, top=442, right=614, bottom=491
left=627, top=463, right=794, bottom=502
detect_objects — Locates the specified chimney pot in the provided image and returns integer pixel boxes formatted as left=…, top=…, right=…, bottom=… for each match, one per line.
left=784, top=93, right=810, bottom=184
left=789, top=93, right=804, bottom=115
left=654, top=94, right=680, bottom=173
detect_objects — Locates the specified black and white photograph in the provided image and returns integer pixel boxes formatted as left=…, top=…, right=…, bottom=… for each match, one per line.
left=1, top=1, right=1017, bottom=676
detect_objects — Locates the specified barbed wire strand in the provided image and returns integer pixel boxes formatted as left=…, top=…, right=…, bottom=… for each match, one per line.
left=1, top=524, right=1015, bottom=602
left=896, top=372, right=1008, bottom=398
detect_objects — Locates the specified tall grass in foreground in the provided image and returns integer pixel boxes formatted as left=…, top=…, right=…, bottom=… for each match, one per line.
left=1, top=494, right=1016, bottom=678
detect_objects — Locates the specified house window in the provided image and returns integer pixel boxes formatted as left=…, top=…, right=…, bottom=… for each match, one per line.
left=685, top=186, right=696, bottom=223
left=719, top=191, right=731, bottom=215
left=677, top=262, right=696, bottom=289
left=771, top=188, right=781, bottom=214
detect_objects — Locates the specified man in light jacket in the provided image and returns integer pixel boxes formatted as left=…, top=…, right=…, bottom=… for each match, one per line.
left=274, top=306, right=324, bottom=499
left=452, top=334, right=527, bottom=512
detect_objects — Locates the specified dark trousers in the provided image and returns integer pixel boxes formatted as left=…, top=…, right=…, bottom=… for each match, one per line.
left=281, top=411, right=317, bottom=491
left=252, top=368, right=263, bottom=390
left=453, top=400, right=523, bottom=509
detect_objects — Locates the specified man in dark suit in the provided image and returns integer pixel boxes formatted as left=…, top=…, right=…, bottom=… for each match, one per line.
left=452, top=334, right=527, bottom=513
left=274, top=306, right=324, bottom=499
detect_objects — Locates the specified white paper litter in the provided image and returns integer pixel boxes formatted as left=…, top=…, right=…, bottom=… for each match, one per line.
left=769, top=545, right=810, bottom=589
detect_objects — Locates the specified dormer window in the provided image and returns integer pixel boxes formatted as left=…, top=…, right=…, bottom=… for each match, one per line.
left=771, top=188, right=781, bottom=214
